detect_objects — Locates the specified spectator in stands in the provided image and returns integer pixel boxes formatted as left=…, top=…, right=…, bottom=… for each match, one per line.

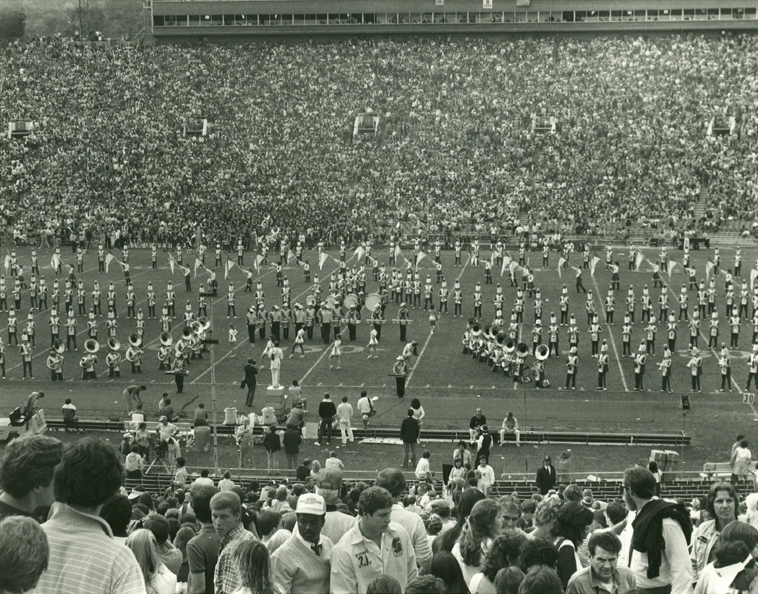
left=325, top=451, right=345, bottom=472
left=623, top=466, right=692, bottom=594
left=429, top=550, right=470, bottom=594
left=173, top=525, right=196, bottom=583
left=566, top=531, right=636, bottom=594
left=257, top=509, right=283, bottom=548
left=126, top=528, right=178, bottom=594
left=528, top=497, right=561, bottom=541
left=173, top=457, right=189, bottom=490
left=435, top=488, right=487, bottom=554
left=35, top=437, right=146, bottom=594
left=518, top=566, right=563, bottom=594
left=365, top=575, right=402, bottom=594
left=691, top=482, right=739, bottom=583
left=212, top=491, right=257, bottom=594
left=230, top=539, right=280, bottom=594
left=218, top=471, right=236, bottom=492
left=193, top=403, right=209, bottom=427
left=100, top=495, right=133, bottom=544
left=415, top=450, right=433, bottom=482
left=552, top=501, right=594, bottom=589
left=475, top=456, right=495, bottom=496
left=271, top=493, right=333, bottom=594
left=125, top=444, right=144, bottom=479
left=730, top=439, right=753, bottom=484
left=282, top=425, right=302, bottom=470
left=494, top=566, right=524, bottom=594
left=376, top=468, right=433, bottom=572
left=518, top=501, right=537, bottom=534
left=453, top=499, right=503, bottom=587
left=191, top=469, right=215, bottom=492
left=469, top=531, right=527, bottom=594
left=144, top=513, right=183, bottom=575
left=331, top=486, right=417, bottom=594
left=0, top=515, right=49, bottom=594
left=0, top=434, right=63, bottom=521
left=696, top=539, right=758, bottom=594
left=520, top=537, right=559, bottom=573
left=313, top=469, right=352, bottom=545
left=296, top=459, right=312, bottom=483
left=159, top=396, right=177, bottom=423
left=453, top=441, right=473, bottom=470
left=186, top=486, right=220, bottom=594
left=405, top=575, right=447, bottom=594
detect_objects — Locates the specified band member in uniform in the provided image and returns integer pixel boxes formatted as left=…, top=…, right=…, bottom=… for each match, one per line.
left=48, top=345, right=64, bottom=381
left=367, top=326, right=379, bottom=359
left=747, top=344, right=758, bottom=391
left=81, top=350, right=98, bottom=380
left=170, top=355, right=187, bottom=394
left=346, top=305, right=359, bottom=341
left=47, top=309, right=59, bottom=348
left=106, top=346, right=122, bottom=378
left=371, top=304, right=384, bottom=341
left=65, top=310, right=77, bottom=351
left=564, top=346, right=578, bottom=389
left=20, top=335, right=33, bottom=379
left=633, top=343, right=647, bottom=391
left=0, top=342, right=6, bottom=379
left=687, top=347, right=703, bottom=392
left=392, top=355, right=408, bottom=398
left=719, top=344, right=732, bottom=392
left=397, top=303, right=410, bottom=342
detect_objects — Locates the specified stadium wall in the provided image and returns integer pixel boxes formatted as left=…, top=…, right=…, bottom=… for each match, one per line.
left=151, top=0, right=758, bottom=38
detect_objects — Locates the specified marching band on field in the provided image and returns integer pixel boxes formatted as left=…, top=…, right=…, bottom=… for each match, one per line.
left=2, top=239, right=758, bottom=396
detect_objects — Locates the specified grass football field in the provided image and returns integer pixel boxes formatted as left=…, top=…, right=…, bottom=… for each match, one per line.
left=1, top=242, right=756, bottom=473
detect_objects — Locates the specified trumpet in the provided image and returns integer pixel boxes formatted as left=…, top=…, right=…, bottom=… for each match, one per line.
left=657, top=359, right=671, bottom=371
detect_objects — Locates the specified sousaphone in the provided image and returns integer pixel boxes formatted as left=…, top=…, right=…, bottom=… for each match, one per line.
left=503, top=338, right=515, bottom=353
left=535, top=344, right=549, bottom=361
left=160, top=332, right=173, bottom=347
left=84, top=339, right=100, bottom=353
left=516, top=343, right=530, bottom=358
left=108, top=337, right=121, bottom=351
left=128, top=333, right=142, bottom=348
left=306, top=295, right=316, bottom=307
left=470, top=323, right=482, bottom=337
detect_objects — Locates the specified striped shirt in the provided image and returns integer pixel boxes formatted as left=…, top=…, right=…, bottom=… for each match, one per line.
left=35, top=502, right=146, bottom=594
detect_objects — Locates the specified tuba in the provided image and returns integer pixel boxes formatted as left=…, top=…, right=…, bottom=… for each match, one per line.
left=496, top=331, right=508, bottom=346
left=470, top=324, right=482, bottom=337
left=535, top=344, right=549, bottom=361
left=47, top=352, right=63, bottom=370
left=504, top=338, right=516, bottom=353
left=108, top=337, right=121, bottom=352
left=84, top=339, right=100, bottom=354
left=129, top=333, right=142, bottom=348
left=160, top=332, right=173, bottom=347
left=516, top=343, right=529, bottom=358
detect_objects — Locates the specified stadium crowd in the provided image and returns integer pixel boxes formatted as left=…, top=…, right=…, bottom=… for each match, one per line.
left=3, top=432, right=758, bottom=594
left=2, top=34, right=758, bottom=248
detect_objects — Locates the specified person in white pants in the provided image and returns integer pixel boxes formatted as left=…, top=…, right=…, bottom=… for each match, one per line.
left=499, top=411, right=521, bottom=446
left=336, top=395, right=354, bottom=445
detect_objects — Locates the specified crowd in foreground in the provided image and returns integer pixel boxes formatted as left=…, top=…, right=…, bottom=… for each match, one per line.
left=2, top=433, right=758, bottom=594
left=2, top=34, right=758, bottom=247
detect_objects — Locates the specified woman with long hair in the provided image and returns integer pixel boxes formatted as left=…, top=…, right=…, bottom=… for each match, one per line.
left=430, top=551, right=470, bottom=594
left=435, top=488, right=487, bottom=554
left=527, top=497, right=560, bottom=541
left=231, top=539, right=283, bottom=594
left=550, top=502, right=594, bottom=590
left=453, top=499, right=503, bottom=587
left=691, top=482, right=739, bottom=583
left=173, top=525, right=197, bottom=583
left=469, top=532, right=527, bottom=594
left=125, top=529, right=177, bottom=594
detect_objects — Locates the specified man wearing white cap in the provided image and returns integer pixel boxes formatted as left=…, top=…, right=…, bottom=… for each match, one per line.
left=392, top=356, right=408, bottom=398
left=271, top=493, right=333, bottom=594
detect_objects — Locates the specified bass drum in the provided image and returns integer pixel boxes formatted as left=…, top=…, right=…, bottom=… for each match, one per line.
left=364, top=293, right=381, bottom=311
left=343, top=294, right=359, bottom=309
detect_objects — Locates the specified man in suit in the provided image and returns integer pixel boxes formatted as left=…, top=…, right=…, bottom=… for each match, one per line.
left=535, top=455, right=557, bottom=495
left=400, top=409, right=420, bottom=469
left=242, top=358, right=257, bottom=407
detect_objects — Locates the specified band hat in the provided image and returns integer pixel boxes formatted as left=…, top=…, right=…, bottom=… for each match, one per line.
left=396, top=355, right=404, bottom=360
left=296, top=492, right=326, bottom=515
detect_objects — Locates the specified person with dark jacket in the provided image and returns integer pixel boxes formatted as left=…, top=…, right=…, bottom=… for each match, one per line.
left=282, top=426, right=302, bottom=469
left=401, top=409, right=420, bottom=469
left=263, top=425, right=281, bottom=470
left=241, top=358, right=258, bottom=407
left=317, top=392, right=337, bottom=446
left=535, top=456, right=557, bottom=495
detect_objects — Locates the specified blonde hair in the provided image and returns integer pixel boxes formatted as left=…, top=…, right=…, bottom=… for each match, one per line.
left=125, top=528, right=161, bottom=586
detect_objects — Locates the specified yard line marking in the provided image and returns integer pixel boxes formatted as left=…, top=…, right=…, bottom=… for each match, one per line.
left=590, top=272, right=629, bottom=392
left=406, top=328, right=433, bottom=388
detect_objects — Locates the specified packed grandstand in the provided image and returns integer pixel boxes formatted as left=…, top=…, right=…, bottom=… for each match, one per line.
left=4, top=29, right=758, bottom=594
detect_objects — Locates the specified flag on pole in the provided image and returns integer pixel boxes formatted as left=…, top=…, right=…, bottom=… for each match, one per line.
left=751, top=268, right=758, bottom=290
left=667, top=260, right=677, bottom=279
left=394, top=244, right=403, bottom=262
left=706, top=261, right=714, bottom=279
left=105, top=253, right=114, bottom=273
left=168, top=255, right=175, bottom=275
left=254, top=254, right=264, bottom=272
left=500, top=255, right=511, bottom=277
left=509, top=261, right=519, bottom=279
left=318, top=252, right=329, bottom=271
left=224, top=259, right=235, bottom=280
left=558, top=257, right=565, bottom=278
left=353, top=246, right=365, bottom=263
left=635, top=252, right=644, bottom=270
left=194, top=257, right=203, bottom=278
left=3, top=255, right=9, bottom=272
left=65, top=264, right=75, bottom=276
left=590, top=256, right=600, bottom=277
left=406, top=259, right=413, bottom=270
left=416, top=251, right=427, bottom=267
left=51, top=253, right=61, bottom=272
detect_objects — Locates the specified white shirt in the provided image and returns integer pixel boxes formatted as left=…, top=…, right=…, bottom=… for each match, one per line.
left=476, top=465, right=495, bottom=490
left=336, top=402, right=353, bottom=424
left=415, top=457, right=431, bottom=480
left=330, top=521, right=417, bottom=594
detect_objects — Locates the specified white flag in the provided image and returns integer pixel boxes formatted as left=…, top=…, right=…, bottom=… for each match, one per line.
left=667, top=260, right=677, bottom=279
left=751, top=269, right=758, bottom=290
left=105, top=253, right=114, bottom=273
left=319, top=252, right=329, bottom=271
left=558, top=257, right=565, bottom=278
left=254, top=254, right=264, bottom=272
left=706, top=261, right=714, bottom=279
left=590, top=256, right=600, bottom=277
left=194, top=257, right=203, bottom=278
left=168, top=256, right=175, bottom=275
left=394, top=244, right=403, bottom=262
left=416, top=251, right=427, bottom=266
left=224, top=259, right=235, bottom=280
left=51, top=253, right=61, bottom=271
left=635, top=252, right=644, bottom=270
left=353, top=246, right=365, bottom=263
